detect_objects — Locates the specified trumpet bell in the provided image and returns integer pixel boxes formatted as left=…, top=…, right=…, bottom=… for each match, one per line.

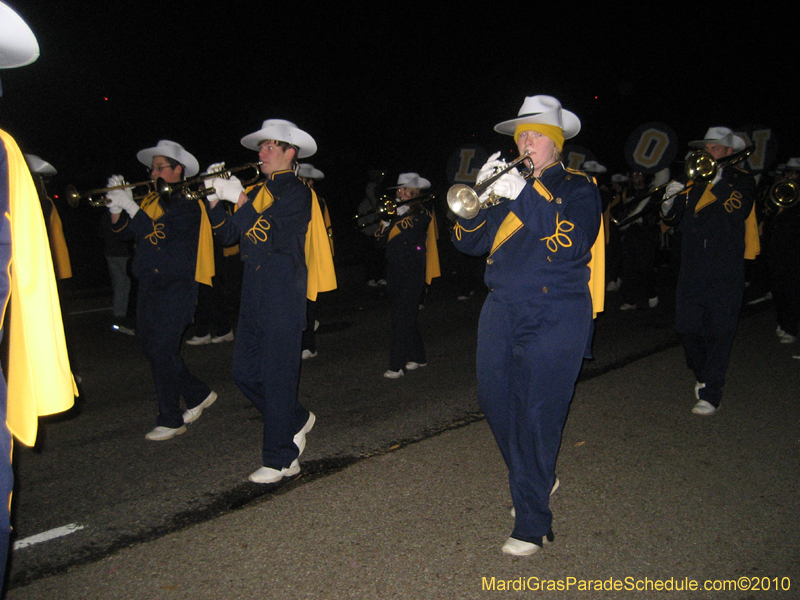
left=769, top=180, right=799, bottom=208
left=447, top=184, right=481, bottom=219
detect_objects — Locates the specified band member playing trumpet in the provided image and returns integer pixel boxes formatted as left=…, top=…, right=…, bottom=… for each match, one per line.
left=106, top=140, right=217, bottom=440
left=660, top=127, right=758, bottom=415
left=204, top=119, right=334, bottom=483
left=375, top=173, right=440, bottom=378
left=451, top=95, right=604, bottom=556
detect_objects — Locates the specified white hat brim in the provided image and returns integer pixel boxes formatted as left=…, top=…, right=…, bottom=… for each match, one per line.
left=137, top=140, right=200, bottom=178
left=241, top=120, right=317, bottom=158
left=494, top=107, right=581, bottom=140
left=0, top=3, right=39, bottom=69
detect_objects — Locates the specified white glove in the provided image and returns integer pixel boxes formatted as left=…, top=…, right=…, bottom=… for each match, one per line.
left=483, top=170, right=526, bottom=202
left=396, top=204, right=410, bottom=216
left=660, top=196, right=675, bottom=216
left=205, top=162, right=226, bottom=176
left=209, top=176, right=244, bottom=203
left=711, top=169, right=723, bottom=185
left=105, top=175, right=138, bottom=216
left=475, top=152, right=504, bottom=186
left=202, top=163, right=227, bottom=202
left=664, top=181, right=685, bottom=198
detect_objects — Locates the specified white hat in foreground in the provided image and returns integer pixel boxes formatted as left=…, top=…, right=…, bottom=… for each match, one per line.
left=241, top=119, right=317, bottom=158
left=0, top=2, right=39, bottom=69
left=494, top=95, right=581, bottom=140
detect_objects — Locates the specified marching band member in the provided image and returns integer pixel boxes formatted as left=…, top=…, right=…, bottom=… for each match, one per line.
left=375, top=173, right=440, bottom=378
left=766, top=158, right=800, bottom=344
left=0, top=1, right=76, bottom=584
left=205, top=119, right=335, bottom=483
left=107, top=140, right=217, bottom=440
left=451, top=95, right=604, bottom=556
left=660, top=127, right=758, bottom=415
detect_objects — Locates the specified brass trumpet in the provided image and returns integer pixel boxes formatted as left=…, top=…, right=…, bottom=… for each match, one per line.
left=768, top=179, right=799, bottom=209
left=66, top=161, right=263, bottom=207
left=65, top=179, right=156, bottom=208
left=352, top=192, right=435, bottom=226
left=160, top=161, right=264, bottom=201
left=447, top=152, right=533, bottom=219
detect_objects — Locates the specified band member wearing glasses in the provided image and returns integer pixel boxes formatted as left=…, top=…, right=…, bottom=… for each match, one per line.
left=451, top=95, right=604, bottom=556
left=375, top=173, right=440, bottom=379
left=106, top=140, right=217, bottom=441
left=0, top=1, right=77, bottom=584
left=660, top=127, right=758, bottom=416
left=205, top=119, right=334, bottom=483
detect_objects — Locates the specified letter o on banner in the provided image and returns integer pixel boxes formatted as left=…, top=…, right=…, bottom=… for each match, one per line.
left=624, top=122, right=679, bottom=174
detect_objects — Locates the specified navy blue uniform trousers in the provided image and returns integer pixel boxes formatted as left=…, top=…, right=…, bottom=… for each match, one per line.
left=137, top=275, right=211, bottom=428
left=478, top=293, right=591, bottom=543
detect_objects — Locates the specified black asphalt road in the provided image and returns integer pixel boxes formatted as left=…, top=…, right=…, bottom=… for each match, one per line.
left=4, top=257, right=799, bottom=599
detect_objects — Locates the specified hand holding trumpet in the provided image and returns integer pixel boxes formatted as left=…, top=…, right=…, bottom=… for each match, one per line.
left=476, top=154, right=527, bottom=203
left=104, top=175, right=139, bottom=217
left=202, top=162, right=245, bottom=207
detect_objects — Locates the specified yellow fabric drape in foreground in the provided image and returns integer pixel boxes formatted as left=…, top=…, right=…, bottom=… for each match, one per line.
left=306, top=190, right=337, bottom=301
left=140, top=192, right=215, bottom=286
left=2, top=129, right=76, bottom=447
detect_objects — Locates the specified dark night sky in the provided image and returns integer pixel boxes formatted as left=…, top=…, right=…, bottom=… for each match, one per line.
left=2, top=1, right=798, bottom=218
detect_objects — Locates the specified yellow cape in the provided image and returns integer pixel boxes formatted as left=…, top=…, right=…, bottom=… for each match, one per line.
left=1, top=129, right=76, bottom=447
left=45, top=197, right=72, bottom=279
left=306, top=190, right=337, bottom=300
left=140, top=192, right=215, bottom=286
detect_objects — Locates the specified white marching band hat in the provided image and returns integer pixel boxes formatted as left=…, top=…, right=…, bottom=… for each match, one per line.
left=582, top=161, right=607, bottom=174
left=297, top=164, right=324, bottom=180
left=494, top=95, right=581, bottom=139
left=390, top=173, right=431, bottom=190
left=241, top=119, right=317, bottom=158
left=0, top=2, right=39, bottom=69
left=25, top=154, right=57, bottom=176
left=688, top=127, right=747, bottom=151
left=136, top=140, right=200, bottom=178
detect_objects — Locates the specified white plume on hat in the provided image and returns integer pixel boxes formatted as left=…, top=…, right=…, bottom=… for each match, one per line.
left=241, top=119, right=317, bottom=158
left=390, top=173, right=431, bottom=190
left=0, top=2, right=39, bottom=69
left=494, top=95, right=581, bottom=139
left=136, top=140, right=200, bottom=177
left=688, top=127, right=747, bottom=151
